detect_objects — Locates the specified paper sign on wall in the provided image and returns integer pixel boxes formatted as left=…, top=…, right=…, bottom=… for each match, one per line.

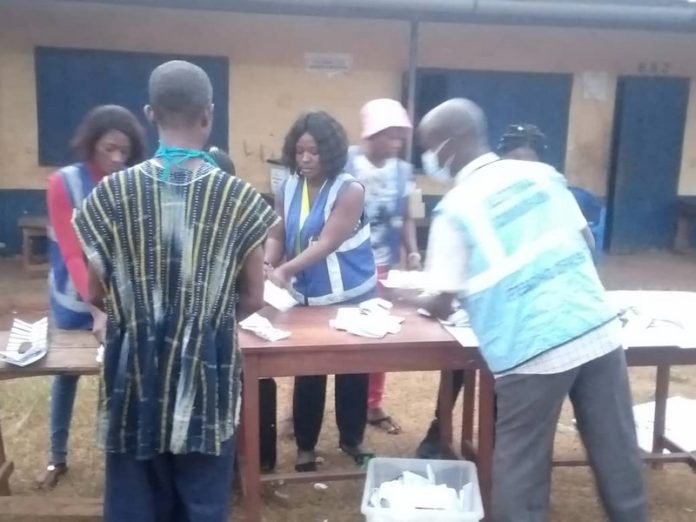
left=581, top=71, right=610, bottom=101
left=305, top=53, right=353, bottom=74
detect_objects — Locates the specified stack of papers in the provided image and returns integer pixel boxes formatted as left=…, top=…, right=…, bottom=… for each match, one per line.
left=264, top=280, right=298, bottom=312
left=1, top=318, right=48, bottom=367
left=330, top=299, right=404, bottom=339
left=608, top=291, right=696, bottom=349
left=380, top=270, right=429, bottom=290
left=239, top=313, right=291, bottom=342
left=368, top=465, right=472, bottom=512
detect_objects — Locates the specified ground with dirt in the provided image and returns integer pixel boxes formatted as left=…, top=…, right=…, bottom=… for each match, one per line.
left=1, top=252, right=695, bottom=521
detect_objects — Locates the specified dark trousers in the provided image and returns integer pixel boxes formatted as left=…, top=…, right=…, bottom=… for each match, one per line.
left=104, top=439, right=235, bottom=522
left=493, top=349, right=647, bottom=522
left=422, top=370, right=466, bottom=442
left=293, top=373, right=368, bottom=451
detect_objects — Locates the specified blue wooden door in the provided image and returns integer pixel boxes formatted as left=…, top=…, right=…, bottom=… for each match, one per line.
left=446, top=70, right=572, bottom=171
left=414, top=69, right=572, bottom=171
left=35, top=47, right=229, bottom=166
left=607, top=76, right=689, bottom=253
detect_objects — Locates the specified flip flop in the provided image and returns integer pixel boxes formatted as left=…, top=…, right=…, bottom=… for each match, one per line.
left=34, top=463, right=68, bottom=490
left=339, top=443, right=375, bottom=468
left=368, top=415, right=402, bottom=435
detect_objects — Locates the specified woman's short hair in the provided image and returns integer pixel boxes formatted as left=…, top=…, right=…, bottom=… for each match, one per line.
left=71, top=105, right=147, bottom=166
left=497, top=123, right=548, bottom=158
left=281, top=110, right=348, bottom=179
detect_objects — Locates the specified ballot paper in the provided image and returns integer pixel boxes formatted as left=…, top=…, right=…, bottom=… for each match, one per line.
left=368, top=464, right=470, bottom=512
left=264, top=280, right=298, bottom=312
left=380, top=269, right=429, bottom=290
left=330, top=305, right=404, bottom=339
left=239, top=313, right=291, bottom=342
left=0, top=318, right=48, bottom=367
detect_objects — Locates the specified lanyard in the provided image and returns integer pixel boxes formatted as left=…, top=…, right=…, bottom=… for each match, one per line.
left=295, top=177, right=325, bottom=254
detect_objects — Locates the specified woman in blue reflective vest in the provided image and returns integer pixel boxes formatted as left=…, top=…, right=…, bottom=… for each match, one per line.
left=265, top=110, right=377, bottom=472
left=38, top=105, right=146, bottom=488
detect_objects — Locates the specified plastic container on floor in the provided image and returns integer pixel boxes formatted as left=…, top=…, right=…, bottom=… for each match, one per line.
left=361, top=457, right=484, bottom=522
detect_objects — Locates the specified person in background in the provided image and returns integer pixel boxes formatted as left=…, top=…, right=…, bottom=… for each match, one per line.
left=498, top=123, right=606, bottom=259
left=344, top=98, right=420, bottom=435
left=496, top=123, right=548, bottom=161
left=264, top=110, right=376, bottom=472
left=415, top=98, right=646, bottom=522
left=38, top=105, right=146, bottom=489
left=208, top=145, right=236, bottom=176
left=72, top=60, right=277, bottom=521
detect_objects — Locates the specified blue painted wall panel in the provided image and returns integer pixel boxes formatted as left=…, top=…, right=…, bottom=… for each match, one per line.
left=35, top=47, right=230, bottom=165
left=415, top=69, right=572, bottom=172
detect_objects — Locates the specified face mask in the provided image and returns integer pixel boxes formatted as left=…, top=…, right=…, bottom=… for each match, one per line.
left=421, top=139, right=453, bottom=184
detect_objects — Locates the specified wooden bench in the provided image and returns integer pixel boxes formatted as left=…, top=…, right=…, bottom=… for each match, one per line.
left=17, top=215, right=49, bottom=272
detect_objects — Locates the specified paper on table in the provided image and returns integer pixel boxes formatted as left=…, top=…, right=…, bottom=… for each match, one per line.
left=264, top=280, right=298, bottom=312
left=330, top=307, right=404, bottom=339
left=0, top=317, right=48, bottom=367
left=380, top=270, right=429, bottom=290
left=240, top=313, right=291, bottom=342
left=608, top=290, right=696, bottom=349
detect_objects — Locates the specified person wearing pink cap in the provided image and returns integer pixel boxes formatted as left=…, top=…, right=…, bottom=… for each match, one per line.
left=345, top=98, right=421, bottom=435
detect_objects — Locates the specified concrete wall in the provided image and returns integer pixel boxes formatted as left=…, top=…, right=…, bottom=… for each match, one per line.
left=1, top=0, right=696, bottom=199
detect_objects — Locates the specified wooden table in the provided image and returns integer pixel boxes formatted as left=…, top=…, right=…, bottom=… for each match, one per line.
left=0, top=329, right=99, bottom=516
left=554, top=344, right=696, bottom=470
left=238, top=305, right=495, bottom=522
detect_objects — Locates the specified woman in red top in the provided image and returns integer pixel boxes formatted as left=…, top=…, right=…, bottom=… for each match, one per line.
left=37, top=105, right=146, bottom=489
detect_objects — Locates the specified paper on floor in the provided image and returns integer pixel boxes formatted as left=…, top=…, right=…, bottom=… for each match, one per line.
left=240, top=313, right=291, bottom=342
left=632, top=396, right=696, bottom=453
left=0, top=317, right=48, bottom=367
left=264, top=280, right=298, bottom=312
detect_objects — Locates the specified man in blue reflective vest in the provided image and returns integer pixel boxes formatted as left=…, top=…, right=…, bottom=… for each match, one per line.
left=415, top=98, right=647, bottom=522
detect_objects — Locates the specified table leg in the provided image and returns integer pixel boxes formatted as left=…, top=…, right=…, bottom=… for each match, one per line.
left=652, top=364, right=670, bottom=470
left=477, top=369, right=495, bottom=521
left=241, top=356, right=262, bottom=522
left=460, top=369, right=476, bottom=460
left=438, top=370, right=455, bottom=458
left=0, top=423, right=13, bottom=496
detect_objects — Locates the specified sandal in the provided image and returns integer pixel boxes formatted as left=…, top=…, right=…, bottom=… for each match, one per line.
left=368, top=415, right=402, bottom=435
left=339, top=443, right=375, bottom=468
left=34, top=463, right=68, bottom=490
left=295, top=450, right=319, bottom=472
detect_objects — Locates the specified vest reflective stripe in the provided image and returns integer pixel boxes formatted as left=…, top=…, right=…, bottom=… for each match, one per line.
left=305, top=272, right=378, bottom=306
left=283, top=172, right=376, bottom=305
left=49, top=163, right=94, bottom=329
left=438, top=160, right=615, bottom=373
